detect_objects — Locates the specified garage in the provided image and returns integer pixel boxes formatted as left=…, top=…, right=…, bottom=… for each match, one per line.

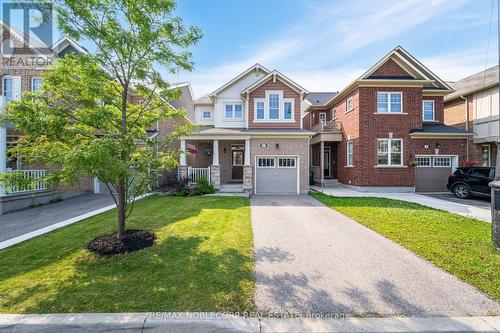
left=415, top=156, right=455, bottom=192
left=255, top=156, right=299, bottom=194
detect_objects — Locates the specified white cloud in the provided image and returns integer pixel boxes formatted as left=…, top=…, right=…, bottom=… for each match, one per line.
left=170, top=0, right=472, bottom=97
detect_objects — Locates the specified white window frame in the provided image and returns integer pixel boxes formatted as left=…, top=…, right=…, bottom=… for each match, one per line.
left=332, top=108, right=337, bottom=120
left=254, top=98, right=265, bottom=120
left=376, top=92, right=403, bottom=113
left=256, top=157, right=275, bottom=168
left=482, top=144, right=491, bottom=166
left=346, top=140, right=353, bottom=166
left=433, top=156, right=451, bottom=168
left=202, top=110, right=212, bottom=119
left=346, top=97, right=353, bottom=113
left=277, top=157, right=296, bottom=168
left=414, top=156, right=431, bottom=167
left=31, top=77, right=43, bottom=92
left=319, top=112, right=327, bottom=123
left=377, top=138, right=403, bottom=166
left=254, top=91, right=294, bottom=122
left=2, top=75, right=13, bottom=103
left=422, top=100, right=435, bottom=121
left=224, top=102, right=243, bottom=120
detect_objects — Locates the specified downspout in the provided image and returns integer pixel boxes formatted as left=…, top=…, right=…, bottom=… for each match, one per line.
left=460, top=95, right=470, bottom=161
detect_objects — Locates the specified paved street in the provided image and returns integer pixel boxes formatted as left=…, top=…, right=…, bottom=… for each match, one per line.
left=251, top=195, right=500, bottom=316
left=0, top=194, right=115, bottom=243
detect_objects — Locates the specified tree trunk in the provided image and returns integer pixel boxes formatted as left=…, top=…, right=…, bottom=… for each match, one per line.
left=117, top=179, right=126, bottom=240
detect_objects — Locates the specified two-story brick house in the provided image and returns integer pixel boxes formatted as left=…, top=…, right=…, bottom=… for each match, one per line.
left=183, top=46, right=472, bottom=194
left=306, top=46, right=473, bottom=192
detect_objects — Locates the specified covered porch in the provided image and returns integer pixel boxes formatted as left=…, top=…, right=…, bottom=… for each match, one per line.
left=179, top=137, right=252, bottom=191
left=309, top=120, right=343, bottom=186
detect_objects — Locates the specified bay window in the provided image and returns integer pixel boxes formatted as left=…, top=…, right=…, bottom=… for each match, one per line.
left=377, top=139, right=402, bottom=166
left=377, top=92, right=402, bottom=113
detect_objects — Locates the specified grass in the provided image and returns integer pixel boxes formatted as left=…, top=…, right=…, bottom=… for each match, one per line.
left=0, top=195, right=254, bottom=313
left=312, top=193, right=500, bottom=301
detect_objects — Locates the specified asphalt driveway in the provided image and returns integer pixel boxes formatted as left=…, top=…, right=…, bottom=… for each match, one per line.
left=251, top=195, right=500, bottom=316
left=0, top=193, right=115, bottom=243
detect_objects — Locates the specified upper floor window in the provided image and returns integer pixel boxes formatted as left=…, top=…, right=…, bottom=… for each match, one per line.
left=31, top=77, right=43, bottom=92
left=346, top=140, right=353, bottom=166
left=3, top=77, right=13, bottom=103
left=422, top=100, right=435, bottom=121
left=225, top=103, right=243, bottom=119
left=319, top=112, right=327, bottom=123
left=377, top=138, right=402, bottom=166
left=202, top=111, right=212, bottom=119
left=377, top=92, right=402, bottom=113
left=346, top=98, right=353, bottom=112
left=269, top=93, right=280, bottom=119
left=284, top=101, right=293, bottom=120
left=332, top=108, right=337, bottom=120
left=255, top=99, right=265, bottom=120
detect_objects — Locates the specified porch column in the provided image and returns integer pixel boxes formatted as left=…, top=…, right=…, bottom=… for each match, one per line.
left=212, top=140, right=219, bottom=165
left=243, top=139, right=252, bottom=191
left=210, top=140, right=221, bottom=189
left=320, top=141, right=325, bottom=186
left=178, top=139, right=188, bottom=180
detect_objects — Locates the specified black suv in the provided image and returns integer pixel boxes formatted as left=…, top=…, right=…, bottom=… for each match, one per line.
left=447, top=166, right=495, bottom=199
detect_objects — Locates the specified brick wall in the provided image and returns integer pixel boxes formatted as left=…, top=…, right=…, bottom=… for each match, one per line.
left=248, top=79, right=301, bottom=129
left=368, top=58, right=412, bottom=78
left=423, top=95, right=444, bottom=123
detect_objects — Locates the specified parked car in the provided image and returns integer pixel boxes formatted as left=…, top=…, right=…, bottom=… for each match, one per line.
left=447, top=166, right=495, bottom=199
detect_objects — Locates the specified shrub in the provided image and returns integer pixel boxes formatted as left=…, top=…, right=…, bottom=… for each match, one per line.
left=194, top=176, right=215, bottom=195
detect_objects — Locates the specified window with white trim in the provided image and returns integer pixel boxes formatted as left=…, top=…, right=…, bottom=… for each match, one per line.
left=346, top=98, right=353, bottom=112
left=202, top=111, right=212, bottom=119
left=422, top=100, right=435, bottom=121
left=319, top=112, right=327, bottom=123
left=3, top=76, right=13, bottom=104
left=225, top=103, right=243, bottom=119
left=377, top=139, right=402, bottom=166
left=278, top=157, right=296, bottom=168
left=415, top=156, right=431, bottom=167
left=257, top=157, right=275, bottom=168
left=377, top=92, right=402, bottom=113
left=269, top=93, right=280, bottom=119
left=346, top=140, right=353, bottom=166
left=31, top=77, right=43, bottom=92
left=284, top=100, right=293, bottom=120
left=255, top=99, right=265, bottom=120
left=433, top=157, right=451, bottom=167
left=332, top=108, right=337, bottom=120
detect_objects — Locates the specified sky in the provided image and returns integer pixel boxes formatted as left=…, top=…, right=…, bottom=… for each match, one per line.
left=3, top=0, right=498, bottom=99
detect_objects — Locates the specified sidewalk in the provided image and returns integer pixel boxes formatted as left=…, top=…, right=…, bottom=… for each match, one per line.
left=311, top=186, right=491, bottom=223
left=0, top=313, right=499, bottom=333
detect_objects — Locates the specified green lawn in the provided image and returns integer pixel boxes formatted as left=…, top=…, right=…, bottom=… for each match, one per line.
left=0, top=195, right=254, bottom=313
left=312, top=193, right=500, bottom=301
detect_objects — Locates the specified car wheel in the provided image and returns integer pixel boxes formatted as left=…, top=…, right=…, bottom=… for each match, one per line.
left=453, top=184, right=470, bottom=199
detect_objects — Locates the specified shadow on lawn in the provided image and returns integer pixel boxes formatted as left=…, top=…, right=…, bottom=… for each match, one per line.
left=0, top=196, right=253, bottom=313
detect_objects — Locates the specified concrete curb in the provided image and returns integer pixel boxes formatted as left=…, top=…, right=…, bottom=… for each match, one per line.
left=0, top=193, right=153, bottom=251
left=0, top=313, right=499, bottom=333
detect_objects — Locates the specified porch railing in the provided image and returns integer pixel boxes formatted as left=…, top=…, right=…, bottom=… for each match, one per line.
left=312, top=120, right=342, bottom=133
left=188, top=167, right=210, bottom=185
left=6, top=170, right=48, bottom=195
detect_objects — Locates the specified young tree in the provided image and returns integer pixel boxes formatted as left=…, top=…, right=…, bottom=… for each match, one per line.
left=1, top=0, right=201, bottom=239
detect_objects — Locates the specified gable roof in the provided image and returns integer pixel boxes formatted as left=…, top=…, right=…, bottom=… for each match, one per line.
left=0, top=20, right=53, bottom=56
left=444, top=65, right=498, bottom=102
left=241, top=70, right=308, bottom=95
left=318, top=46, right=453, bottom=110
left=210, top=63, right=270, bottom=96
left=51, top=36, right=88, bottom=55
left=194, top=94, right=213, bottom=105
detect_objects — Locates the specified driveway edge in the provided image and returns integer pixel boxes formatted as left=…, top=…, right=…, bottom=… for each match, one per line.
left=1, top=313, right=499, bottom=333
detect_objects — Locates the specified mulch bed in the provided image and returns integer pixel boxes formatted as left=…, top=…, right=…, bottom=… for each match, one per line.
left=86, top=229, right=156, bottom=256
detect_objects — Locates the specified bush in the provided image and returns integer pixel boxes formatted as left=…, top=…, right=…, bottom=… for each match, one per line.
left=170, top=177, right=189, bottom=196
left=194, top=176, right=215, bottom=195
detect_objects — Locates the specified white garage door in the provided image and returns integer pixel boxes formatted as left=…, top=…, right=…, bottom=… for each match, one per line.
left=255, top=156, right=298, bottom=194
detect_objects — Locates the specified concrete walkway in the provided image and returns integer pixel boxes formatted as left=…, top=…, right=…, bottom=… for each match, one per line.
left=251, top=195, right=500, bottom=317
left=311, top=185, right=491, bottom=222
left=0, top=193, right=115, bottom=243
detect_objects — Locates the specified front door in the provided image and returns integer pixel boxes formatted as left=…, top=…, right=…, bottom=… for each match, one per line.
left=324, top=148, right=331, bottom=178
left=232, top=150, right=244, bottom=180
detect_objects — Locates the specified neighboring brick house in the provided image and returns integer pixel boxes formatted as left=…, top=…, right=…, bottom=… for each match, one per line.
left=443, top=65, right=498, bottom=167
left=305, top=46, right=472, bottom=192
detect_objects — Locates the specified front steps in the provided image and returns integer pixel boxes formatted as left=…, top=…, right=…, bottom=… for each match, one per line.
left=206, top=183, right=250, bottom=197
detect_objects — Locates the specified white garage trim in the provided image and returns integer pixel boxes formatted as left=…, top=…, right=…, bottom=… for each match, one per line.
left=254, top=155, right=300, bottom=194
left=415, top=154, right=459, bottom=171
